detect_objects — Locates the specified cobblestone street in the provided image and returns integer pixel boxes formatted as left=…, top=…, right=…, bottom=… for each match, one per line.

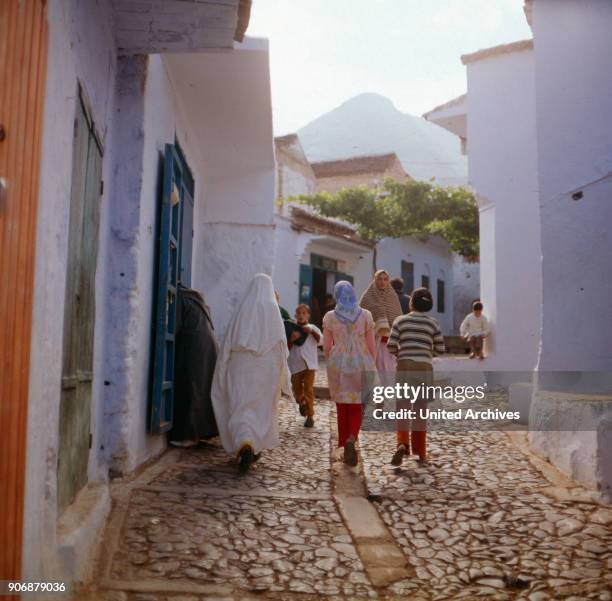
left=88, top=383, right=612, bottom=601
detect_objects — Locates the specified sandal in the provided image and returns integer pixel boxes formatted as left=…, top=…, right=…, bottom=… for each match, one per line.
left=391, top=445, right=407, bottom=466
left=343, top=441, right=358, bottom=466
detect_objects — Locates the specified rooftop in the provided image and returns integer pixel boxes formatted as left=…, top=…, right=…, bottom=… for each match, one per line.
left=289, top=206, right=374, bottom=249
left=461, top=39, right=533, bottom=65
left=311, top=152, right=402, bottom=179
left=422, top=93, right=466, bottom=120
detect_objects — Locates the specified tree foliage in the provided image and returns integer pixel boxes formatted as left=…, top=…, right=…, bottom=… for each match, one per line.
left=294, top=179, right=479, bottom=259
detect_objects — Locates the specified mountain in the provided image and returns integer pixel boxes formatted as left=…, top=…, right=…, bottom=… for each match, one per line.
left=297, top=93, right=467, bottom=186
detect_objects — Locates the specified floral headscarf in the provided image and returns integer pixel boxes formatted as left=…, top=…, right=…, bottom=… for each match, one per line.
left=333, top=281, right=362, bottom=324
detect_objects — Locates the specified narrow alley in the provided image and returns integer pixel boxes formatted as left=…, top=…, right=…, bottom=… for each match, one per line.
left=87, top=373, right=612, bottom=601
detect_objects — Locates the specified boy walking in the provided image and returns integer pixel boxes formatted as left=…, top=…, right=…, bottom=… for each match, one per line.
left=460, top=301, right=489, bottom=360
left=289, top=304, right=322, bottom=428
left=386, top=288, right=445, bottom=465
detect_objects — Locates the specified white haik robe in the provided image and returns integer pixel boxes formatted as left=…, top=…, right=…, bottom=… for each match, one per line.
left=211, top=273, right=292, bottom=456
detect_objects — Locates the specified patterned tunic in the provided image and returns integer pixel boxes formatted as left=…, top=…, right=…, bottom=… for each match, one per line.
left=323, top=309, right=376, bottom=404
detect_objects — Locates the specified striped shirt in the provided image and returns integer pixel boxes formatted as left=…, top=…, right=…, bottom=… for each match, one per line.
left=386, top=311, right=445, bottom=364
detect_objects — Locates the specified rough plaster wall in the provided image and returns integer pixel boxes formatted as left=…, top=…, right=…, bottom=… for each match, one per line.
left=272, top=217, right=301, bottom=314
left=103, top=55, right=149, bottom=475
left=276, top=152, right=316, bottom=202
left=533, top=0, right=612, bottom=372
left=528, top=0, right=612, bottom=496
left=194, top=224, right=276, bottom=338
left=466, top=49, right=541, bottom=369
left=23, top=0, right=117, bottom=580
left=452, top=254, right=480, bottom=333
left=103, top=54, right=204, bottom=475
left=376, top=237, right=454, bottom=334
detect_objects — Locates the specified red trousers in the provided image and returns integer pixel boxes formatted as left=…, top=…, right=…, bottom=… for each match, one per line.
left=336, top=403, right=362, bottom=447
left=396, top=359, right=432, bottom=461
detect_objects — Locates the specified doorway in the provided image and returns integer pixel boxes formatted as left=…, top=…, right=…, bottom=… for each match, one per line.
left=299, top=253, right=353, bottom=328
left=57, top=92, right=103, bottom=515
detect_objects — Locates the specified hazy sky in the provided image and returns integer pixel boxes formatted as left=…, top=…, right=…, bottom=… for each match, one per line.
left=248, top=0, right=532, bottom=135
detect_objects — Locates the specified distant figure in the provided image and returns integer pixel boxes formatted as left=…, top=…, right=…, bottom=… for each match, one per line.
left=212, top=274, right=292, bottom=473
left=460, top=301, right=489, bottom=360
left=387, top=288, right=445, bottom=466
left=359, top=269, right=403, bottom=385
left=288, top=304, right=322, bottom=428
left=324, top=293, right=336, bottom=313
left=170, top=286, right=218, bottom=447
left=390, top=277, right=410, bottom=314
left=323, top=281, right=376, bottom=466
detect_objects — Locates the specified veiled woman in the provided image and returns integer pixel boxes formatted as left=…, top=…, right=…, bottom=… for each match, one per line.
left=211, top=273, right=292, bottom=473
left=359, top=269, right=403, bottom=385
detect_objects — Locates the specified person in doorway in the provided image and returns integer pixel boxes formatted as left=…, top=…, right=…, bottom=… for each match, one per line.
left=460, top=301, right=489, bottom=360
left=275, top=290, right=291, bottom=321
left=289, top=304, right=322, bottom=428
left=390, top=277, right=410, bottom=314
left=170, top=286, right=219, bottom=447
left=359, top=270, right=403, bottom=385
left=323, top=281, right=376, bottom=466
left=212, top=274, right=292, bottom=473
left=387, top=287, right=445, bottom=466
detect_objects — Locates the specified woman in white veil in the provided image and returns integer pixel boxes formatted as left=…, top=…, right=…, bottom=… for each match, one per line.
left=211, top=273, right=292, bottom=472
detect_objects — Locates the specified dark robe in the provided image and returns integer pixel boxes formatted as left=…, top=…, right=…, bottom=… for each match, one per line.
left=395, top=290, right=410, bottom=315
left=170, top=286, right=219, bottom=441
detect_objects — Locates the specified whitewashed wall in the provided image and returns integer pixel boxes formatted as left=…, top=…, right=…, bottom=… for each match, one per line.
left=103, top=54, right=205, bottom=478
left=165, top=40, right=277, bottom=339
left=529, top=0, right=612, bottom=498
left=466, top=46, right=541, bottom=369
left=452, top=254, right=480, bottom=333
left=24, top=0, right=117, bottom=582
left=376, top=236, right=454, bottom=334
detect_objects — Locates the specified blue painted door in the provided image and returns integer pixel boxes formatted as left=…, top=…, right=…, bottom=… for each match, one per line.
left=298, top=264, right=313, bottom=306
left=401, top=260, right=414, bottom=294
left=150, top=144, right=192, bottom=434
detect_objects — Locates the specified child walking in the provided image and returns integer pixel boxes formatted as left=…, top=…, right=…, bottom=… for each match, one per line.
left=288, top=304, right=322, bottom=427
left=323, top=281, right=376, bottom=466
left=386, top=287, right=445, bottom=466
left=460, top=301, right=489, bottom=360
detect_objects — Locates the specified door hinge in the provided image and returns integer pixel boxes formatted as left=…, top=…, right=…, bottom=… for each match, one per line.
left=89, top=433, right=93, bottom=449
left=100, top=180, right=104, bottom=196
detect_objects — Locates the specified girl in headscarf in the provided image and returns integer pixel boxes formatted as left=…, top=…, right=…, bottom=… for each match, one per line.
left=323, top=281, right=376, bottom=466
left=359, top=269, right=403, bottom=384
left=211, top=274, right=292, bottom=473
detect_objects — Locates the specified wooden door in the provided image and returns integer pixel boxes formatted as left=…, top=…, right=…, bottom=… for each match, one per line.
left=57, top=96, right=103, bottom=514
left=150, top=144, right=194, bottom=434
left=0, top=0, right=49, bottom=580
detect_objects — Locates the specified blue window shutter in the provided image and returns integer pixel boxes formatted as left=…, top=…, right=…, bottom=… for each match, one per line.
left=150, top=144, right=182, bottom=434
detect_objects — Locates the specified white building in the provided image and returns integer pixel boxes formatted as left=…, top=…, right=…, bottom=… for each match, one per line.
left=425, top=0, right=612, bottom=498
left=425, top=41, right=541, bottom=371
left=272, top=136, right=455, bottom=333
left=2, top=0, right=277, bottom=586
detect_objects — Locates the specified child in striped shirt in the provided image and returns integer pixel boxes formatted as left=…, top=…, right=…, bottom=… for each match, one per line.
left=386, top=288, right=445, bottom=465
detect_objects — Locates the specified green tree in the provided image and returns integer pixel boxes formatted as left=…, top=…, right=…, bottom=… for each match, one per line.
left=294, top=179, right=479, bottom=260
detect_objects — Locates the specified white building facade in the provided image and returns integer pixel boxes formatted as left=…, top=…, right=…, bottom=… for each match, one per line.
left=425, top=0, right=612, bottom=498
left=14, top=0, right=275, bottom=585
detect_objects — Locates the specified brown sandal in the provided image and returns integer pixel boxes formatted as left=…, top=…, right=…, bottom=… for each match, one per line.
left=343, top=441, right=358, bottom=466
left=391, top=445, right=407, bottom=466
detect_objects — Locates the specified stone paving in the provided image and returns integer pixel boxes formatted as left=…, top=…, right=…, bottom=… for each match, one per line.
left=89, top=371, right=612, bottom=601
